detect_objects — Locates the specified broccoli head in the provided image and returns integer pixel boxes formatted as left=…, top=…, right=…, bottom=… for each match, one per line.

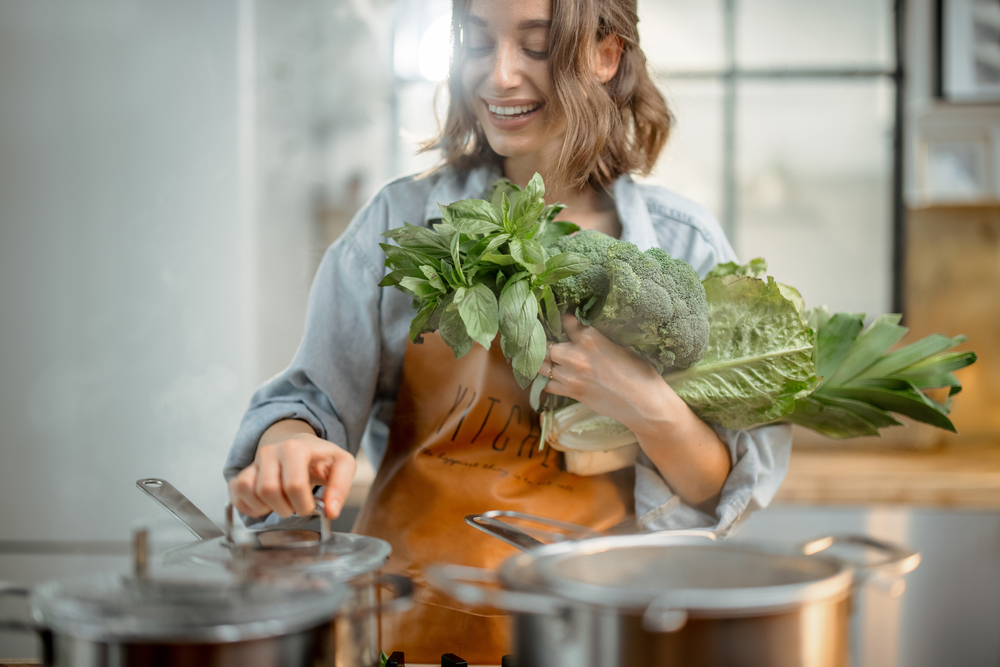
left=550, top=231, right=710, bottom=371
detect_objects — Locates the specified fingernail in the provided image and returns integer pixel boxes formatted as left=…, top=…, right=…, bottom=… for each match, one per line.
left=327, top=500, right=341, bottom=518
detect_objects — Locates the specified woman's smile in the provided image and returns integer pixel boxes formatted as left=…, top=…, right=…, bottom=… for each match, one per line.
left=483, top=97, right=545, bottom=130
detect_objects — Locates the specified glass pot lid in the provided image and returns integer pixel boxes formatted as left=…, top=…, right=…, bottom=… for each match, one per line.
left=135, top=479, right=391, bottom=580
left=499, top=533, right=855, bottom=617
left=169, top=528, right=392, bottom=580
left=31, top=565, right=348, bottom=643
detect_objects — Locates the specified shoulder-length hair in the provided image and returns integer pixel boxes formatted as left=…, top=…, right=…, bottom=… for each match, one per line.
left=423, top=0, right=673, bottom=192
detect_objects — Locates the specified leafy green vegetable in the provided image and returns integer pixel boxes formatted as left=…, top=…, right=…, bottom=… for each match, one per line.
left=663, top=274, right=817, bottom=429
left=379, top=173, right=586, bottom=388
left=785, top=308, right=977, bottom=438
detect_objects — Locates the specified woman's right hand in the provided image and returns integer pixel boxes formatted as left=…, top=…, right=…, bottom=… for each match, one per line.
left=228, top=419, right=357, bottom=520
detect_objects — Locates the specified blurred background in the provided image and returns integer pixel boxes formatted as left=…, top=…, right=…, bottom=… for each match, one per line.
left=1, top=0, right=999, bottom=663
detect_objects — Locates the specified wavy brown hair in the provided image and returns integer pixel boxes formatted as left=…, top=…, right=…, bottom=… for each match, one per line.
left=422, top=0, right=673, bottom=192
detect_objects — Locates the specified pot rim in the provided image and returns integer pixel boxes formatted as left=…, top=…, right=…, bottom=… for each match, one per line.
left=28, top=570, right=348, bottom=643
left=498, top=534, right=858, bottom=616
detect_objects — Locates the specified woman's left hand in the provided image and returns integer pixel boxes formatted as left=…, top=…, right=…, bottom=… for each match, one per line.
left=541, top=312, right=731, bottom=510
left=541, top=313, right=678, bottom=435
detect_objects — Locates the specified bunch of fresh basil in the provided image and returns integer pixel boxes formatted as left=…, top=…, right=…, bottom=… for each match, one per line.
left=378, top=173, right=588, bottom=388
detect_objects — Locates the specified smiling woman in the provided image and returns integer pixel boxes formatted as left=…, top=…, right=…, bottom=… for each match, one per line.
left=430, top=0, right=672, bottom=194
left=224, top=0, right=793, bottom=662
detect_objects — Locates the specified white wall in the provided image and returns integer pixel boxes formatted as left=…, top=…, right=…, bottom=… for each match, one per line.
left=0, top=0, right=251, bottom=543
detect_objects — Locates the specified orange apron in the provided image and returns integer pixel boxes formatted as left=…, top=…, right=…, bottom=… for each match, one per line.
left=353, top=333, right=634, bottom=664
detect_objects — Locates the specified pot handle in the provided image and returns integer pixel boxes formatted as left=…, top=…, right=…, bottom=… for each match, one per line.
left=0, top=582, right=40, bottom=634
left=465, top=511, right=601, bottom=552
left=136, top=478, right=226, bottom=542
left=340, top=573, right=415, bottom=620
left=425, top=564, right=567, bottom=616
left=800, top=534, right=921, bottom=582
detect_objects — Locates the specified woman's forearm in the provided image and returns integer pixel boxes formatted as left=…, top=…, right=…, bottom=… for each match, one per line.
left=627, top=384, right=731, bottom=512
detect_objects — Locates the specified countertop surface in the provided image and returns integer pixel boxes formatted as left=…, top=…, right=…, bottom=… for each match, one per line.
left=775, top=445, right=1000, bottom=507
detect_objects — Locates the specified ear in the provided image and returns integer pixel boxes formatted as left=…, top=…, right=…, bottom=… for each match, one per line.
left=593, top=34, right=624, bottom=84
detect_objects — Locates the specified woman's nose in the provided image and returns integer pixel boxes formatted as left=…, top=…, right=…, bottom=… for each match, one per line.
left=488, top=41, right=522, bottom=92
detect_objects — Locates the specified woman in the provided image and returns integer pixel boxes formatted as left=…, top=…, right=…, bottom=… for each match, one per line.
left=225, top=0, right=792, bottom=661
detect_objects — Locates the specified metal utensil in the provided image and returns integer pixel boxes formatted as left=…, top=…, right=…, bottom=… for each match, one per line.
left=135, top=478, right=225, bottom=541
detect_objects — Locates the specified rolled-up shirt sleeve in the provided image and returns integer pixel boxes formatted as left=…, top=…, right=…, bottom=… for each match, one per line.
left=635, top=423, right=793, bottom=535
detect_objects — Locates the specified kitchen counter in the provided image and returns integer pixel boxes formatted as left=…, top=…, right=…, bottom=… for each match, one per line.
left=775, top=444, right=1000, bottom=507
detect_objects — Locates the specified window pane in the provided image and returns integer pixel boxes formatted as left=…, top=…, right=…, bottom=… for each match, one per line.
left=642, top=79, right=725, bottom=218
left=638, top=0, right=725, bottom=72
left=735, top=79, right=894, bottom=317
left=737, top=0, right=894, bottom=69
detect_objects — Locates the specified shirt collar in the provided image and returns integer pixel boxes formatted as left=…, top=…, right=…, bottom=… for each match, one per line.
left=423, top=166, right=658, bottom=251
left=613, top=174, right=658, bottom=251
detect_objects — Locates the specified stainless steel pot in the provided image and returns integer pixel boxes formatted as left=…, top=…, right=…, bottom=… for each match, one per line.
left=135, top=478, right=408, bottom=667
left=428, top=511, right=920, bottom=667
left=0, top=526, right=353, bottom=667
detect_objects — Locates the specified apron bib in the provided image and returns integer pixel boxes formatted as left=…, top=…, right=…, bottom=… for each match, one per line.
left=353, top=332, right=634, bottom=664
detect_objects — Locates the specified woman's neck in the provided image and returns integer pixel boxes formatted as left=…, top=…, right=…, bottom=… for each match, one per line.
left=503, top=157, right=622, bottom=239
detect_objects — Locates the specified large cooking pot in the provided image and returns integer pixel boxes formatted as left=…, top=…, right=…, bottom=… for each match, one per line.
left=135, top=478, right=406, bottom=667
left=428, top=511, right=920, bottom=667
left=0, top=524, right=393, bottom=667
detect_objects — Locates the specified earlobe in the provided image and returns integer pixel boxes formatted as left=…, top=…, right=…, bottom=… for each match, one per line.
left=594, top=34, right=624, bottom=84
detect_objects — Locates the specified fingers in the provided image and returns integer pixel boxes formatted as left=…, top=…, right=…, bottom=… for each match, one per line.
left=280, top=442, right=317, bottom=516
left=322, top=448, right=357, bottom=519
left=254, top=445, right=296, bottom=518
left=562, top=312, right=587, bottom=341
left=229, top=466, right=270, bottom=518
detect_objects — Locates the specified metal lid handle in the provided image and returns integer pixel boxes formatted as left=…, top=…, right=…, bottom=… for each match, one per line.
left=800, top=534, right=921, bottom=581
left=465, top=510, right=600, bottom=552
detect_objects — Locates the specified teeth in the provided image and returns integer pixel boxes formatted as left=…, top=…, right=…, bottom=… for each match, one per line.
left=488, top=103, right=540, bottom=117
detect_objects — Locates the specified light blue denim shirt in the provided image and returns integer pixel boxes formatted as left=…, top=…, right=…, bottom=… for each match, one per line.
left=224, top=164, right=792, bottom=535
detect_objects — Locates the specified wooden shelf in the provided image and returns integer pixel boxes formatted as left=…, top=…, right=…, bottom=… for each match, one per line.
left=775, top=445, right=1000, bottom=507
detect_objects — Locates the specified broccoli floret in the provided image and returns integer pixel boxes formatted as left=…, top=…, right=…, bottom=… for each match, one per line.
left=550, top=231, right=709, bottom=371
left=549, top=230, right=617, bottom=311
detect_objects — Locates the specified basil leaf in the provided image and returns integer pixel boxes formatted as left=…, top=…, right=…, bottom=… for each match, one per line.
left=510, top=238, right=546, bottom=274
left=439, top=303, right=473, bottom=359
left=538, top=203, right=567, bottom=226
left=511, top=319, right=547, bottom=388
left=458, top=283, right=499, bottom=350
left=379, top=243, right=419, bottom=270
left=450, top=230, right=465, bottom=284
left=419, top=265, right=448, bottom=293
left=498, top=279, right=537, bottom=359
left=540, top=284, right=562, bottom=337
left=384, top=223, right=451, bottom=255
left=501, top=192, right=512, bottom=231
left=409, top=299, right=438, bottom=343
left=479, top=253, right=519, bottom=266
left=399, top=276, right=441, bottom=299
left=447, top=198, right=503, bottom=228
left=464, top=233, right=511, bottom=269
left=378, top=267, right=425, bottom=288
left=534, top=219, right=579, bottom=247
left=539, top=252, right=590, bottom=283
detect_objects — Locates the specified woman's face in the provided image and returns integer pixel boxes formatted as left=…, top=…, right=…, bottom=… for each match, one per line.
left=460, top=0, right=563, bottom=166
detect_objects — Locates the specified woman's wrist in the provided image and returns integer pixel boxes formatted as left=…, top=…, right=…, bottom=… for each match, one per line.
left=258, top=419, right=318, bottom=451
left=618, top=377, right=689, bottom=442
